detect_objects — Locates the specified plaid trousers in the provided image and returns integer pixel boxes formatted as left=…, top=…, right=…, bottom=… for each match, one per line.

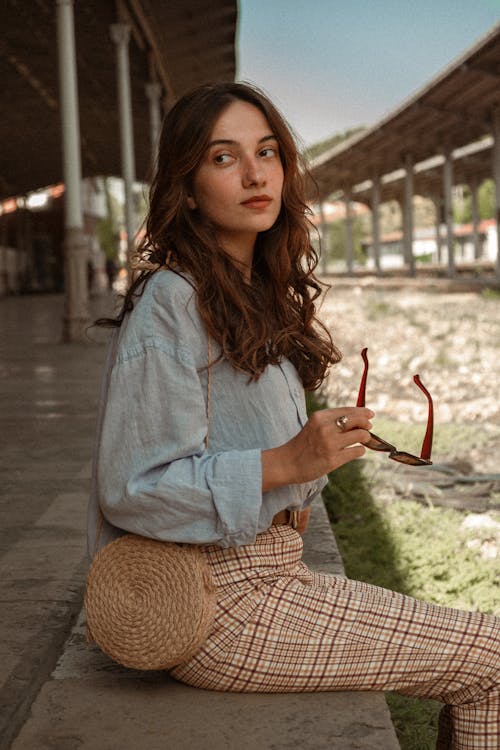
left=170, top=525, right=500, bottom=750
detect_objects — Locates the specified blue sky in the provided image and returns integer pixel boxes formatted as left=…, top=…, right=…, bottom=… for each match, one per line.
left=237, top=0, right=500, bottom=146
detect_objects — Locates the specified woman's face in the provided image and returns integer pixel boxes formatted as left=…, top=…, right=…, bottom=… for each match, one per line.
left=189, top=100, right=284, bottom=263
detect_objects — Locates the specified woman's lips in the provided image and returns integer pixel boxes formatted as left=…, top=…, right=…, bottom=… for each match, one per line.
left=240, top=195, right=273, bottom=208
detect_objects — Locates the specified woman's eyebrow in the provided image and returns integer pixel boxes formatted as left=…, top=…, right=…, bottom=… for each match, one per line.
left=207, top=134, right=278, bottom=148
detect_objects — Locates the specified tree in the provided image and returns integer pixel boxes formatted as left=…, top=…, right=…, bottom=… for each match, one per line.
left=327, top=217, right=367, bottom=265
left=478, top=179, right=495, bottom=219
left=452, top=179, right=495, bottom=224
left=95, top=177, right=121, bottom=263
left=304, top=127, right=366, bottom=162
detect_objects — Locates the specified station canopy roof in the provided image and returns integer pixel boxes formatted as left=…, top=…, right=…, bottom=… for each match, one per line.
left=1, top=0, right=237, bottom=200
left=309, top=22, right=500, bottom=205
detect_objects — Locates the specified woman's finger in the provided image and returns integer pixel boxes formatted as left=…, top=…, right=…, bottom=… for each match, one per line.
left=337, top=427, right=372, bottom=448
left=339, top=444, right=366, bottom=464
left=310, top=407, right=373, bottom=431
left=336, top=417, right=373, bottom=433
left=330, top=406, right=375, bottom=420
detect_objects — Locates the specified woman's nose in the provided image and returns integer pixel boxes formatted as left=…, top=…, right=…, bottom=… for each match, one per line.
left=242, top=157, right=265, bottom=187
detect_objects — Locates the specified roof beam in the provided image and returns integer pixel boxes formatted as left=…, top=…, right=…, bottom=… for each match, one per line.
left=116, top=0, right=146, bottom=51
left=415, top=100, right=489, bottom=128
left=0, top=40, right=58, bottom=111
left=463, top=62, right=500, bottom=80
left=124, top=0, right=175, bottom=100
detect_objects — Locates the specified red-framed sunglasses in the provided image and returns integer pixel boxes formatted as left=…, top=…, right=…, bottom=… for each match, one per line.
left=356, top=348, right=434, bottom=466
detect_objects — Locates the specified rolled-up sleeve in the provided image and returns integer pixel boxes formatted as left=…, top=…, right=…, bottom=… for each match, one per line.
left=98, top=340, right=263, bottom=547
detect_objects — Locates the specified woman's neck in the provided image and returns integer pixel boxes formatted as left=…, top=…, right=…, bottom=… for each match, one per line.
left=218, top=237, right=256, bottom=283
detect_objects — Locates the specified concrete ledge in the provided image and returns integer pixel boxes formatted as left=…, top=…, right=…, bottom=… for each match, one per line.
left=10, top=501, right=400, bottom=750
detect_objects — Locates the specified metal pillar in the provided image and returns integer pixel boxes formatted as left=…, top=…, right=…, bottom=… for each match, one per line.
left=403, top=154, right=415, bottom=277
left=433, top=196, right=442, bottom=264
left=344, top=190, right=354, bottom=274
left=110, top=23, right=136, bottom=270
left=371, top=176, right=381, bottom=274
left=0, top=216, right=7, bottom=295
left=470, top=179, right=481, bottom=260
left=318, top=201, right=329, bottom=275
left=492, top=108, right=500, bottom=277
left=443, top=151, right=455, bottom=278
left=15, top=204, right=30, bottom=291
left=56, top=0, right=90, bottom=341
left=145, top=81, right=162, bottom=171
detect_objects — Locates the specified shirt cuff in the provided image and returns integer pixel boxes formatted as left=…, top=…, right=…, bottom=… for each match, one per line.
left=206, top=448, right=263, bottom=547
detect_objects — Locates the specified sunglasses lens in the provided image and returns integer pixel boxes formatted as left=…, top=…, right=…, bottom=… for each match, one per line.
left=389, top=451, right=433, bottom=466
left=365, top=432, right=397, bottom=453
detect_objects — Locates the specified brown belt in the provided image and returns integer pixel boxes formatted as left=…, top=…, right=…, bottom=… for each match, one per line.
left=272, top=509, right=301, bottom=529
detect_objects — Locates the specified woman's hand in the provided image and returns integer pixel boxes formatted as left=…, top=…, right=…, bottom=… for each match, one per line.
left=261, top=407, right=374, bottom=492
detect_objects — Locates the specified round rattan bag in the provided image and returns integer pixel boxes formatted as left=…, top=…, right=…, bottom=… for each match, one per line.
left=85, top=534, right=217, bottom=671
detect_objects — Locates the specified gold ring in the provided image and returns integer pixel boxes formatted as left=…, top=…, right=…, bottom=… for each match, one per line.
left=335, top=415, right=349, bottom=431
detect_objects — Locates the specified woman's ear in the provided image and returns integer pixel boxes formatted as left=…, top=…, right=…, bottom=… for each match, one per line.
left=186, top=195, right=197, bottom=210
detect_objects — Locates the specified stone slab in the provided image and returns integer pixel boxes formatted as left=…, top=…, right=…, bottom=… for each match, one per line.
left=9, top=503, right=400, bottom=750
left=11, top=678, right=398, bottom=750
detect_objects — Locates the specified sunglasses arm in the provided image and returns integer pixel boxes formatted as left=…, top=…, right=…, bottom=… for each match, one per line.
left=413, top=374, right=434, bottom=460
left=356, top=347, right=369, bottom=407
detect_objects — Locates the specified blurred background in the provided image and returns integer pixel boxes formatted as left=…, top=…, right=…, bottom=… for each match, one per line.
left=2, top=0, right=500, bottom=332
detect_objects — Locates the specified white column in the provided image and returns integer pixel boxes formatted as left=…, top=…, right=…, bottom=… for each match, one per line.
left=470, top=179, right=481, bottom=260
left=344, top=190, right=354, bottom=274
left=443, top=150, right=455, bottom=277
left=492, top=108, right=500, bottom=277
left=318, top=200, right=329, bottom=275
left=145, top=81, right=162, bottom=170
left=433, top=196, right=442, bottom=264
left=403, top=154, right=415, bottom=277
left=371, top=176, right=381, bottom=273
left=56, top=0, right=90, bottom=342
left=110, top=23, right=136, bottom=270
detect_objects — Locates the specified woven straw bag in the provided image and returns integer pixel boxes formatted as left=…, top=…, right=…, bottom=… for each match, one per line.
left=85, top=534, right=216, bottom=670
left=85, top=337, right=217, bottom=670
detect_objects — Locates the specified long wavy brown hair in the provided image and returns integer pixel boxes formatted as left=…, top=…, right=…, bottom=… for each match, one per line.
left=99, top=82, right=341, bottom=390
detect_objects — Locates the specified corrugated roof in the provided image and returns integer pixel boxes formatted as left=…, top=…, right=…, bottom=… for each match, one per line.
left=1, top=0, right=237, bottom=199
left=309, top=22, right=500, bottom=203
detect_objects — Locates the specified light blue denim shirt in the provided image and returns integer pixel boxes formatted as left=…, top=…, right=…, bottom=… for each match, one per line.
left=87, top=269, right=327, bottom=556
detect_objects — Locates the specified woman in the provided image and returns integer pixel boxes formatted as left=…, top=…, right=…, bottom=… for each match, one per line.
left=89, top=82, right=499, bottom=748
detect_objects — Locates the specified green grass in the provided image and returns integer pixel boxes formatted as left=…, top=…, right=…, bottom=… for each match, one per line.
left=385, top=693, right=440, bottom=750
left=481, top=287, right=500, bottom=300
left=365, top=299, right=399, bottom=320
left=306, top=392, right=498, bottom=749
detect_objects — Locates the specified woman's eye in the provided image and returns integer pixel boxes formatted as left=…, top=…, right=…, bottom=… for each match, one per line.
left=259, top=147, right=277, bottom=158
left=214, top=153, right=233, bottom=165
